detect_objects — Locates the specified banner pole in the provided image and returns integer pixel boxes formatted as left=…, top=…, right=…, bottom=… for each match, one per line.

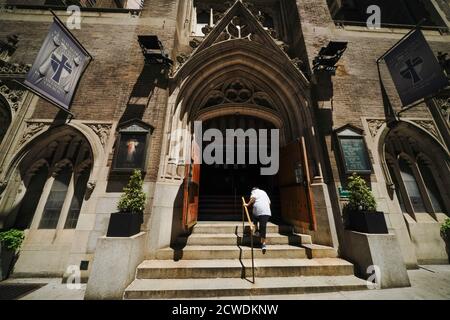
left=397, top=92, right=443, bottom=117
left=49, top=9, right=94, bottom=60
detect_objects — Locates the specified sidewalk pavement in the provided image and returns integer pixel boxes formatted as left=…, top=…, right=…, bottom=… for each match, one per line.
left=0, top=265, right=449, bottom=300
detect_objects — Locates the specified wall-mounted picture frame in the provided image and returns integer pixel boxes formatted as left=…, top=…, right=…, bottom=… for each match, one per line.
left=112, top=119, right=154, bottom=172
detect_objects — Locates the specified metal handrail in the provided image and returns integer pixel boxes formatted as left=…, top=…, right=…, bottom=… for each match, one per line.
left=241, top=197, right=255, bottom=284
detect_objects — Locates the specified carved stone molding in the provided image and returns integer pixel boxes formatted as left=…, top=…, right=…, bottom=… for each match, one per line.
left=18, top=122, right=49, bottom=149
left=0, top=60, right=31, bottom=76
left=412, top=120, right=441, bottom=142
left=85, top=123, right=112, bottom=148
left=366, top=119, right=386, bottom=138
left=435, top=96, right=449, bottom=125
left=0, top=80, right=26, bottom=112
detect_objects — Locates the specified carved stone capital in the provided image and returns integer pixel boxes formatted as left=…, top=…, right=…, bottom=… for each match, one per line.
left=367, top=119, right=386, bottom=138
left=0, top=80, right=26, bottom=113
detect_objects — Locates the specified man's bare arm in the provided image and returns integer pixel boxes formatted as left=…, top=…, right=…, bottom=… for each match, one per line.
left=245, top=197, right=256, bottom=207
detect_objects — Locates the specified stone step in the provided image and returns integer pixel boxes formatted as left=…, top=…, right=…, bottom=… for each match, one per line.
left=177, top=233, right=310, bottom=246
left=135, top=258, right=355, bottom=279
left=124, top=275, right=368, bottom=299
left=156, top=245, right=307, bottom=260
left=192, top=222, right=295, bottom=235
left=302, top=244, right=338, bottom=259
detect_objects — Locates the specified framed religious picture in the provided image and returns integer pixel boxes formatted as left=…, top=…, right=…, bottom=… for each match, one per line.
left=334, top=124, right=372, bottom=175
left=112, top=119, right=154, bottom=172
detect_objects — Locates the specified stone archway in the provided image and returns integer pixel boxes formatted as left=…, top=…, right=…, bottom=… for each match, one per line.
left=147, top=1, right=338, bottom=253
left=1, top=125, right=94, bottom=231
left=380, top=121, right=450, bottom=264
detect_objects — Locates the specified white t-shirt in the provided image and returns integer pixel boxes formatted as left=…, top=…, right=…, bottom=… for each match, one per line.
left=250, top=188, right=271, bottom=217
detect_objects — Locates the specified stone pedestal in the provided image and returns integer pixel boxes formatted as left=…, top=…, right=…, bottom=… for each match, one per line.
left=0, top=244, right=15, bottom=280
left=85, top=232, right=146, bottom=300
left=343, top=230, right=411, bottom=289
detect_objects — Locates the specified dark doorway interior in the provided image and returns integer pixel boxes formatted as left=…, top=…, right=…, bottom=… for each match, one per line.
left=198, top=115, right=281, bottom=221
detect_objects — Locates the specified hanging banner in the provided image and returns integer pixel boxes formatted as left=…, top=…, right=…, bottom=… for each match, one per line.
left=24, top=16, right=92, bottom=112
left=384, top=29, right=448, bottom=107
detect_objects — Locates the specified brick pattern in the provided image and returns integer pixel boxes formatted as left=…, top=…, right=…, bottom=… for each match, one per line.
left=295, top=0, right=450, bottom=184
left=0, top=0, right=179, bottom=182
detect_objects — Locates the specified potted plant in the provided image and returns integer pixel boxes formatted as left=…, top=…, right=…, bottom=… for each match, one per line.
left=106, top=170, right=146, bottom=237
left=343, top=173, right=388, bottom=234
left=0, top=229, right=25, bottom=280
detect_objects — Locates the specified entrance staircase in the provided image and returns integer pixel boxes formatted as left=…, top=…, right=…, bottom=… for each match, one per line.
left=198, top=195, right=282, bottom=221
left=123, top=222, right=367, bottom=299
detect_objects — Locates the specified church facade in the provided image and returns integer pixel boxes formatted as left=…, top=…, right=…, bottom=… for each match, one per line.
left=0, top=0, right=449, bottom=297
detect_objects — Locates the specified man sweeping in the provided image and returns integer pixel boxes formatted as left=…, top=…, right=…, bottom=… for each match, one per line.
left=244, top=187, right=271, bottom=254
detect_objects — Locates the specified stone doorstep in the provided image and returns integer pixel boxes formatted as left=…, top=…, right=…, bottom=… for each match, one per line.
left=156, top=245, right=308, bottom=260
left=191, top=222, right=295, bottom=235
left=302, top=244, right=338, bottom=259
left=179, top=233, right=311, bottom=246
left=124, top=275, right=368, bottom=299
left=135, top=258, right=355, bottom=279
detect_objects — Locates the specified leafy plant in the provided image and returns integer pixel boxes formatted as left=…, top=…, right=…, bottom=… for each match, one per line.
left=441, top=218, right=450, bottom=241
left=0, top=229, right=25, bottom=251
left=345, top=173, right=377, bottom=212
left=117, top=170, right=146, bottom=214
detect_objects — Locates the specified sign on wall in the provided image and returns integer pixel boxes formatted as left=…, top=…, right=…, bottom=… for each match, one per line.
left=24, top=16, right=92, bottom=112
left=384, top=29, right=448, bottom=107
left=335, top=125, right=372, bottom=175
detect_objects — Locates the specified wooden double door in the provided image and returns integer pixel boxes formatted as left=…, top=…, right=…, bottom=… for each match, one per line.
left=182, top=137, right=317, bottom=231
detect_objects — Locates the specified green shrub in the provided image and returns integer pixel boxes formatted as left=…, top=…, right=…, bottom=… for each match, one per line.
left=117, top=170, right=147, bottom=214
left=441, top=218, right=450, bottom=240
left=345, top=173, right=377, bottom=212
left=0, top=229, right=25, bottom=251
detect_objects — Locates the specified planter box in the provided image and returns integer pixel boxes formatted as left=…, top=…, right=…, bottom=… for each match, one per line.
left=348, top=210, right=388, bottom=234
left=106, top=212, right=143, bottom=237
left=0, top=244, right=15, bottom=280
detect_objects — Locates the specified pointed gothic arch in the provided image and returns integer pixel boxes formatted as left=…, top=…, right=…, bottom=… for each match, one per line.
left=381, top=121, right=450, bottom=218
left=165, top=0, right=321, bottom=181
left=0, top=125, right=95, bottom=231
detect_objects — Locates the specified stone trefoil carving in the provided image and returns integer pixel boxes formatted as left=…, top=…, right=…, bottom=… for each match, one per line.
left=86, top=123, right=112, bottom=148
left=201, top=78, right=276, bottom=110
